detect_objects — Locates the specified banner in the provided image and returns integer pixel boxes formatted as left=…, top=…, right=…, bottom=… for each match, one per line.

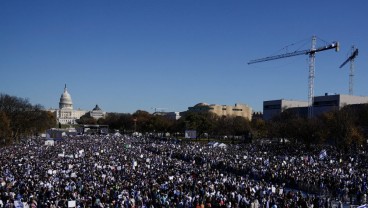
left=185, top=130, right=196, bottom=139
left=46, top=129, right=63, bottom=140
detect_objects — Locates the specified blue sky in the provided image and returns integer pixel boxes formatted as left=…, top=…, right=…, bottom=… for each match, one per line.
left=1, top=1, right=367, bottom=113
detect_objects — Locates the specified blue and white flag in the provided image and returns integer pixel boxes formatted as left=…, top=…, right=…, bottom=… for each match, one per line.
left=319, top=149, right=327, bottom=160
left=264, top=159, right=269, bottom=166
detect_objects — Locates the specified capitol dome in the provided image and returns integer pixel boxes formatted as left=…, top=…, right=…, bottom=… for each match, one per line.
left=59, top=84, right=73, bottom=109
left=92, top=104, right=102, bottom=111
left=195, top=102, right=209, bottom=107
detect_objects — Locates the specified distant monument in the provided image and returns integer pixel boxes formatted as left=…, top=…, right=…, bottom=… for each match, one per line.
left=48, top=85, right=105, bottom=125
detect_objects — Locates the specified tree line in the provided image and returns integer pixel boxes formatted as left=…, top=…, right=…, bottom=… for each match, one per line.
left=77, top=110, right=252, bottom=140
left=266, top=105, right=368, bottom=149
left=83, top=105, right=368, bottom=148
left=0, top=93, right=56, bottom=146
left=2, top=92, right=368, bottom=148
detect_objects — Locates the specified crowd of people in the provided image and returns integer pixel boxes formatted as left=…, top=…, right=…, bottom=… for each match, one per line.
left=0, top=134, right=367, bottom=207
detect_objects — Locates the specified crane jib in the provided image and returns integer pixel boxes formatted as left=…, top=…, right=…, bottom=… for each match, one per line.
left=247, top=37, right=339, bottom=118
left=248, top=42, right=339, bottom=65
left=310, top=42, right=339, bottom=54
left=339, top=48, right=358, bottom=69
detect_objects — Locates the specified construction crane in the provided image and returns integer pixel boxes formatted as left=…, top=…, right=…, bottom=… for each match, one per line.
left=248, top=36, right=339, bottom=118
left=339, top=46, right=358, bottom=95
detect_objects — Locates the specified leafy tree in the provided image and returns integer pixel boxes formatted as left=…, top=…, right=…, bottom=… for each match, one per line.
left=197, top=112, right=217, bottom=137
left=180, top=111, right=218, bottom=138
left=351, top=104, right=368, bottom=139
left=132, top=110, right=152, bottom=133
left=76, top=113, right=97, bottom=125
left=215, top=116, right=232, bottom=137
left=297, top=117, right=323, bottom=145
left=151, top=115, right=173, bottom=134
left=268, top=109, right=306, bottom=143
left=171, top=117, right=186, bottom=136
left=322, top=108, right=364, bottom=148
left=97, top=113, right=133, bottom=133
left=100, top=113, right=120, bottom=130
left=0, top=111, right=11, bottom=145
left=232, top=116, right=251, bottom=136
left=119, top=114, right=134, bottom=132
left=0, top=93, right=56, bottom=144
left=251, top=118, right=267, bottom=140
left=29, top=107, right=57, bottom=133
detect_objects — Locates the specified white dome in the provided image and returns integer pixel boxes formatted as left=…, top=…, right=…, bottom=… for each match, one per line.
left=60, top=91, right=72, bottom=104
left=195, top=102, right=209, bottom=107
left=59, top=85, right=73, bottom=109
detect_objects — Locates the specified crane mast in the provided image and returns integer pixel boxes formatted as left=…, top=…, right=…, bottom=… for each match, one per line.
left=308, top=36, right=317, bottom=119
left=339, top=46, right=358, bottom=95
left=248, top=36, right=339, bottom=118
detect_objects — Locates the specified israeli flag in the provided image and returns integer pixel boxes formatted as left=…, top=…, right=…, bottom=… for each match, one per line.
left=319, top=149, right=327, bottom=160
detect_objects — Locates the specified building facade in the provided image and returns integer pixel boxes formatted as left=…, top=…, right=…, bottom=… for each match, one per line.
left=263, top=94, right=368, bottom=120
left=313, top=93, right=368, bottom=116
left=187, top=103, right=252, bottom=120
left=263, top=100, right=308, bottom=120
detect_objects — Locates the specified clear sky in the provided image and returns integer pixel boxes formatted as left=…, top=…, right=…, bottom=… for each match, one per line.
left=1, top=0, right=367, bottom=113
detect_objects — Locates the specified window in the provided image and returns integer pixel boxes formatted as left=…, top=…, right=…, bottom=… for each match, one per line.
left=314, top=100, right=338, bottom=107
left=264, top=104, right=281, bottom=110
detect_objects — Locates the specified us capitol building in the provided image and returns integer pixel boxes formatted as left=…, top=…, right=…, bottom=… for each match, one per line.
left=49, top=85, right=106, bottom=125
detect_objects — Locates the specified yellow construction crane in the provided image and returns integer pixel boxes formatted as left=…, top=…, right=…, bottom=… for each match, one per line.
left=248, top=36, right=339, bottom=118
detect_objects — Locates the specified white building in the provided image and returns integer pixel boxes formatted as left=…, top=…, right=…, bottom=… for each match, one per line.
left=152, top=111, right=181, bottom=120
left=49, top=85, right=87, bottom=125
left=90, top=104, right=106, bottom=120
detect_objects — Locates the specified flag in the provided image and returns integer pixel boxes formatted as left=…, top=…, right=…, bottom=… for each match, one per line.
left=264, top=159, right=270, bottom=166
left=319, top=149, right=327, bottom=160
